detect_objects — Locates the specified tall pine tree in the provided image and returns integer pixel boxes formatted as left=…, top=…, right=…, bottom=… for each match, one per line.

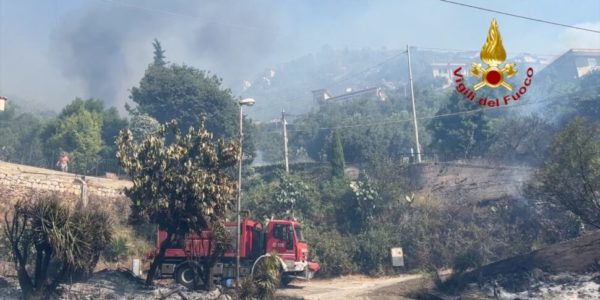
left=152, top=38, right=166, bottom=67
left=330, top=130, right=345, bottom=177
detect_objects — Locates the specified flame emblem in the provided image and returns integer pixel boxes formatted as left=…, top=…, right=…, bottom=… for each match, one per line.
left=471, top=19, right=517, bottom=90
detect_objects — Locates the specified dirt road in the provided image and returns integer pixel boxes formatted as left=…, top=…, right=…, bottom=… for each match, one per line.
left=276, top=274, right=427, bottom=300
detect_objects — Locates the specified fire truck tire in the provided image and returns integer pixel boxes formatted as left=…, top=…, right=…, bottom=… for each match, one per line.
left=175, top=263, right=203, bottom=289
left=280, top=275, right=293, bottom=287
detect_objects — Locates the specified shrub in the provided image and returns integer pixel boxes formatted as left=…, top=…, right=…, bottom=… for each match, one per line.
left=527, top=118, right=600, bottom=228
left=103, top=236, right=132, bottom=263
left=3, top=193, right=112, bottom=299
left=354, top=227, right=398, bottom=276
left=305, top=227, right=358, bottom=277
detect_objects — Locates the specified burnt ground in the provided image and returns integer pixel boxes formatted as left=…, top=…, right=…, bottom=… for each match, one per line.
left=1, top=268, right=598, bottom=299
left=0, top=269, right=233, bottom=300
left=371, top=272, right=599, bottom=300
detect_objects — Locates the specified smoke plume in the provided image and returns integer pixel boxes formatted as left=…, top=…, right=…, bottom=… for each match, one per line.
left=53, top=0, right=281, bottom=107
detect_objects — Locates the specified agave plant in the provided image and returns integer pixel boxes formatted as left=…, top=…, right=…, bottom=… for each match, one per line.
left=249, top=253, right=281, bottom=300
left=3, top=193, right=112, bottom=299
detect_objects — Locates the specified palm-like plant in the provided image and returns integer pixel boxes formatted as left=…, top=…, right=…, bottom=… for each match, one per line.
left=253, top=254, right=281, bottom=299
left=3, top=194, right=112, bottom=299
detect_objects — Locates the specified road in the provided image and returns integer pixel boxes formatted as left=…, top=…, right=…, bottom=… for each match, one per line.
left=275, top=274, right=426, bottom=300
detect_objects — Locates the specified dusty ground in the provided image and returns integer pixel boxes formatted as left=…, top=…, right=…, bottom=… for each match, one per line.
left=275, top=274, right=425, bottom=300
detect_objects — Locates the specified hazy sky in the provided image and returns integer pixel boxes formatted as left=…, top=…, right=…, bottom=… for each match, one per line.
left=0, top=0, right=598, bottom=114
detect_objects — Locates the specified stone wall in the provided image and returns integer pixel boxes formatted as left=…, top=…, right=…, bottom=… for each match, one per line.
left=0, top=161, right=132, bottom=218
left=408, top=161, right=534, bottom=203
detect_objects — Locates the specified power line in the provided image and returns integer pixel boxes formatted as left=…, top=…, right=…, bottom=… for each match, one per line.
left=440, top=0, right=600, bottom=34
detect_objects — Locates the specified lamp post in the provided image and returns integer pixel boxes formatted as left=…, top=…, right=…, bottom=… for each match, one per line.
left=236, top=97, right=255, bottom=284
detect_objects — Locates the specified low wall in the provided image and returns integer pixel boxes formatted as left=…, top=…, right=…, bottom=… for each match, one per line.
left=408, top=161, right=534, bottom=203
left=0, top=161, right=132, bottom=219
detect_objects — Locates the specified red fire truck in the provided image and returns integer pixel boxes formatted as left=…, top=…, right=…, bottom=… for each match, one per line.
left=150, top=218, right=320, bottom=288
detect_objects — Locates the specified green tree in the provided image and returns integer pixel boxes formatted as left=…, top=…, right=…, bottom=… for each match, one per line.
left=330, top=130, right=345, bottom=177
left=129, top=42, right=255, bottom=159
left=427, top=92, right=491, bottom=160
left=44, top=107, right=104, bottom=174
left=246, top=173, right=319, bottom=221
left=152, top=38, right=167, bottom=67
left=57, top=98, right=128, bottom=154
left=116, top=118, right=239, bottom=287
left=291, top=95, right=419, bottom=165
left=0, top=105, right=45, bottom=165
left=527, top=117, right=600, bottom=228
left=535, top=71, right=600, bottom=124
left=100, top=106, right=129, bottom=156
left=331, top=176, right=382, bottom=234
left=40, top=98, right=127, bottom=174
left=129, top=113, right=161, bottom=142
left=487, top=114, right=555, bottom=165
left=0, top=105, right=22, bottom=160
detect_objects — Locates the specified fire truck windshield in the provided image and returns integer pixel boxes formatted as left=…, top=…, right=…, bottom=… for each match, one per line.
left=295, top=225, right=305, bottom=242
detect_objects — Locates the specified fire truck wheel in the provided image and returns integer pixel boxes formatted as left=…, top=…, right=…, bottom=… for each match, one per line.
left=175, top=263, right=202, bottom=289
left=280, top=275, right=293, bottom=287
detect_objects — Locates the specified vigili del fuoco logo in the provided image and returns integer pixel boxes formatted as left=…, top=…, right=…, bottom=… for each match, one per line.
left=453, top=19, right=534, bottom=108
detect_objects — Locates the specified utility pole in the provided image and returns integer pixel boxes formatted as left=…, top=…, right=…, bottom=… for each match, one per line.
left=407, top=45, right=422, bottom=163
left=282, top=109, right=289, bottom=173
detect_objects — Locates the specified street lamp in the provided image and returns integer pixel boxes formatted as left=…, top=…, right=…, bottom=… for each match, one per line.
left=236, top=97, right=255, bottom=284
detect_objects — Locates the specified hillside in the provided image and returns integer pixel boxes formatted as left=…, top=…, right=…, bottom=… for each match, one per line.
left=236, top=47, right=553, bottom=121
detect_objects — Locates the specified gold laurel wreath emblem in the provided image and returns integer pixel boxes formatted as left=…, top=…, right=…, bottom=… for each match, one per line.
left=470, top=19, right=517, bottom=91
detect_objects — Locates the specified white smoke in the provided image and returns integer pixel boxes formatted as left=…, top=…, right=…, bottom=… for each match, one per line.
left=558, top=22, right=600, bottom=50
